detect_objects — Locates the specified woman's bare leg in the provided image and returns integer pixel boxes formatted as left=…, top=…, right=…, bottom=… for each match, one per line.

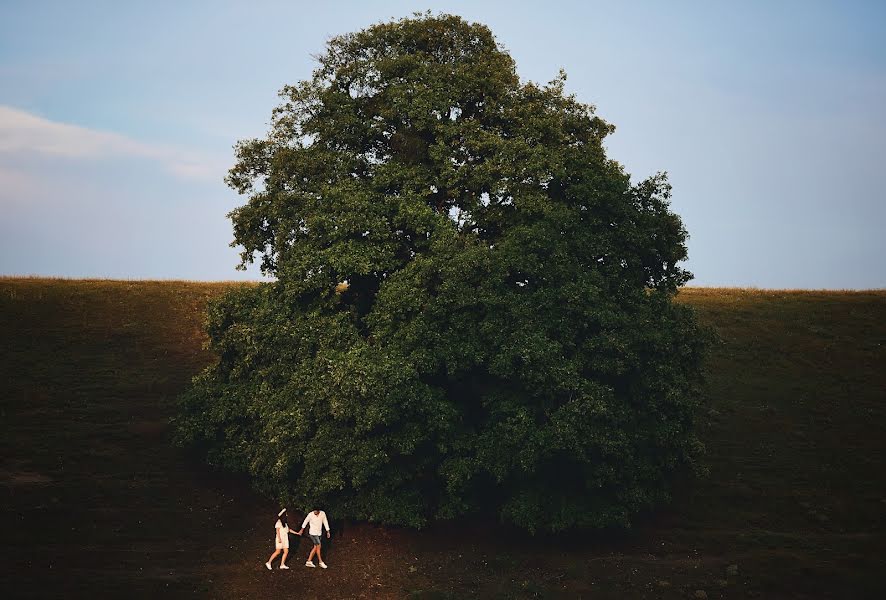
left=281, top=548, right=289, bottom=566
left=267, top=549, right=281, bottom=564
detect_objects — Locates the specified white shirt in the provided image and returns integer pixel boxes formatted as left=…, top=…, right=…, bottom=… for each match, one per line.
left=301, top=511, right=330, bottom=536
left=275, top=519, right=290, bottom=539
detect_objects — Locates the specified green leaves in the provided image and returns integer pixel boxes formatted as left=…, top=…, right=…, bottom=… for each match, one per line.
left=176, top=12, right=709, bottom=532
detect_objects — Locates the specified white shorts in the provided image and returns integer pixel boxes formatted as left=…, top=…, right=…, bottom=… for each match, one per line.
left=275, top=535, right=289, bottom=550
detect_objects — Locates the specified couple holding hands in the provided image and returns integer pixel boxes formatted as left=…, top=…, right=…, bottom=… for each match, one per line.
left=265, top=507, right=331, bottom=570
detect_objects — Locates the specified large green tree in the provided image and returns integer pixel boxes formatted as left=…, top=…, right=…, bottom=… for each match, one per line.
left=176, top=13, right=709, bottom=532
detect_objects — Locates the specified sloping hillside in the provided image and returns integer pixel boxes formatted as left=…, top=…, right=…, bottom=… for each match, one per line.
left=1, top=278, right=884, bottom=599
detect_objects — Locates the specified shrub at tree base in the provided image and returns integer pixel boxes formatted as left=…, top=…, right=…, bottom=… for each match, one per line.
left=174, top=13, right=710, bottom=533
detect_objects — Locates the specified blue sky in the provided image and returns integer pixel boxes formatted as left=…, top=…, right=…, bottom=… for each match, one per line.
left=1, top=1, right=884, bottom=288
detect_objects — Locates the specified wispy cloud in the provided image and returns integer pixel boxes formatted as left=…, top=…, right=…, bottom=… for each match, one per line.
left=0, top=105, right=223, bottom=181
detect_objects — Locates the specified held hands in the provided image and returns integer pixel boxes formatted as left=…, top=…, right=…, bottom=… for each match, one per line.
left=290, top=528, right=328, bottom=538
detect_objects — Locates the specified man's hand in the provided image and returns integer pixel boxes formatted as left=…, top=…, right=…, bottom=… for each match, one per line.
left=326, top=531, right=331, bottom=539
left=296, top=529, right=304, bottom=536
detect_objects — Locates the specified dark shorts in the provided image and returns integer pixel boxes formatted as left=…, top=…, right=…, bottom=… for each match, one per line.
left=308, top=534, right=322, bottom=546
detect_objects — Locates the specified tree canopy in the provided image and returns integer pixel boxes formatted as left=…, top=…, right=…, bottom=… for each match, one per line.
left=175, top=13, right=710, bottom=532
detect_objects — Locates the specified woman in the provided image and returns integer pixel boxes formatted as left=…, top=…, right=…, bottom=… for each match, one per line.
left=265, top=508, right=295, bottom=570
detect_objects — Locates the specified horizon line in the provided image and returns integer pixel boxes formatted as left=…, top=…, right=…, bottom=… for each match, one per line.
left=2, top=274, right=883, bottom=293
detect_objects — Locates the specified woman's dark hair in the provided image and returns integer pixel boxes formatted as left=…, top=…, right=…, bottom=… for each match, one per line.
left=277, top=509, right=288, bottom=528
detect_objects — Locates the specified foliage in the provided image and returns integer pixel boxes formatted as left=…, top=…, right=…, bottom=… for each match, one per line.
left=175, top=12, right=710, bottom=532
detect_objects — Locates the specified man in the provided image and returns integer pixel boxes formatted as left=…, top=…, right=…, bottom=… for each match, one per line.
left=296, top=507, right=331, bottom=568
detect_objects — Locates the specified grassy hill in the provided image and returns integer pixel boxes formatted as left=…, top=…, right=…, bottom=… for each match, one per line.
left=1, top=277, right=884, bottom=599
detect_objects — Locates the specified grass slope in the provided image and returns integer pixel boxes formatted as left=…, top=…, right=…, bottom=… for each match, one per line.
left=1, top=278, right=884, bottom=599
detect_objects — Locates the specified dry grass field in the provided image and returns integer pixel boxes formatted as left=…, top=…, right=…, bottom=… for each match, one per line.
left=1, top=277, right=884, bottom=599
